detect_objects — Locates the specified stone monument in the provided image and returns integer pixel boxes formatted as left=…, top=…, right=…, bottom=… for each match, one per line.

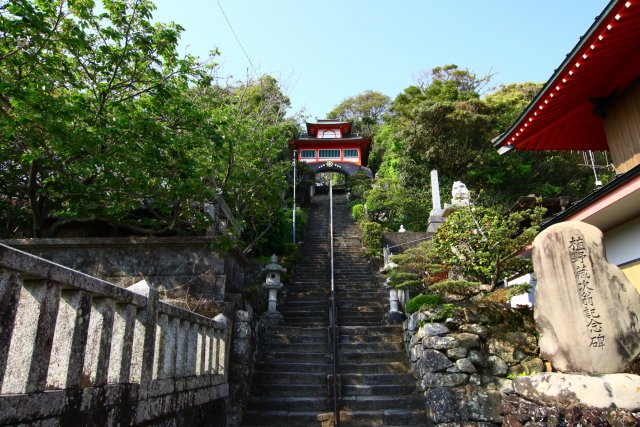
left=427, top=170, right=445, bottom=233
left=532, top=221, right=640, bottom=374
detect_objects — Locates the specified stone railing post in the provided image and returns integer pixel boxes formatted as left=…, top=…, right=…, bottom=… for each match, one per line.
left=83, top=298, right=116, bottom=387
left=0, top=269, right=21, bottom=389
left=107, top=303, right=137, bottom=383
left=2, top=279, right=60, bottom=394
left=214, top=313, right=228, bottom=377
left=47, top=289, right=92, bottom=388
left=128, top=280, right=158, bottom=384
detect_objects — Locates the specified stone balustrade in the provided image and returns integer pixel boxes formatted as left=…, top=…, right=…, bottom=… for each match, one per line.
left=0, top=243, right=230, bottom=425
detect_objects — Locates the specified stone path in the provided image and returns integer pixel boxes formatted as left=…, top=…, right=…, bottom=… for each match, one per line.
left=242, top=193, right=426, bottom=426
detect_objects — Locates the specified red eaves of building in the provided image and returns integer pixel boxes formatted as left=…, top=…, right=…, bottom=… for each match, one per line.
left=493, top=0, right=640, bottom=152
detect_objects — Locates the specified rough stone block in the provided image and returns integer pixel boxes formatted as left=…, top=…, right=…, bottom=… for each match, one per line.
left=450, top=332, right=480, bottom=348
left=421, top=373, right=468, bottom=388
left=446, top=346, right=469, bottom=359
left=426, top=387, right=460, bottom=423
left=423, top=335, right=459, bottom=350
left=458, top=386, right=504, bottom=423
left=513, top=372, right=640, bottom=411
left=416, top=322, right=450, bottom=339
left=455, top=358, right=477, bottom=374
left=468, top=349, right=487, bottom=368
left=459, top=323, right=490, bottom=337
left=415, top=349, right=454, bottom=376
left=486, top=355, right=508, bottom=376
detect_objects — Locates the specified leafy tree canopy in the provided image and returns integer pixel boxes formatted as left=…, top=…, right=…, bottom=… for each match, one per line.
left=327, top=90, right=390, bottom=136
left=0, top=0, right=296, bottom=256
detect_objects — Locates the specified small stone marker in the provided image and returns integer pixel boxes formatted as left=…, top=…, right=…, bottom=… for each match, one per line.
left=532, top=221, right=640, bottom=374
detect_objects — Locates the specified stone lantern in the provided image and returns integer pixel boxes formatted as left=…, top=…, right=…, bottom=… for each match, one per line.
left=262, top=254, right=285, bottom=324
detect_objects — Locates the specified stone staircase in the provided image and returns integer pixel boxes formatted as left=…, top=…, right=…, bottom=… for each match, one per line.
left=242, top=193, right=426, bottom=426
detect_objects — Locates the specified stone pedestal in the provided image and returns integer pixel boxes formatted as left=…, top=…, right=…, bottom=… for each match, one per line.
left=532, top=221, right=640, bottom=374
left=264, top=284, right=282, bottom=313
left=384, top=282, right=405, bottom=324
left=427, top=211, right=444, bottom=233
left=260, top=311, right=284, bottom=326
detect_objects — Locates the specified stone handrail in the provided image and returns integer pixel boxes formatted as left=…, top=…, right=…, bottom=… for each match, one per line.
left=0, top=243, right=229, bottom=425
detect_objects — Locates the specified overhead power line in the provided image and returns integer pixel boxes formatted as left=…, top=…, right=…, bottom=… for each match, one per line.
left=216, top=0, right=258, bottom=78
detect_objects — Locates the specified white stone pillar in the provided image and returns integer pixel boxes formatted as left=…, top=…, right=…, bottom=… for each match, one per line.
left=428, top=169, right=445, bottom=233
left=430, top=169, right=442, bottom=213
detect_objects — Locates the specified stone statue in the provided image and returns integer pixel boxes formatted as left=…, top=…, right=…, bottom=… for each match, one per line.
left=451, top=181, right=471, bottom=207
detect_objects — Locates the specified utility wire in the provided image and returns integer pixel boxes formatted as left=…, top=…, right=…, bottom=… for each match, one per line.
left=216, top=0, right=258, bottom=78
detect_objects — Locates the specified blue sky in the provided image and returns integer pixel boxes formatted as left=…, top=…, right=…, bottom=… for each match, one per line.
left=151, top=0, right=609, bottom=120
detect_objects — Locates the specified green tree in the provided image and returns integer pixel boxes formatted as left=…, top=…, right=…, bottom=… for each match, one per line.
left=191, top=75, right=298, bottom=253
left=0, top=0, right=296, bottom=255
left=433, top=205, right=545, bottom=287
left=1, top=0, right=219, bottom=237
left=364, top=179, right=429, bottom=232
left=327, top=90, right=390, bottom=136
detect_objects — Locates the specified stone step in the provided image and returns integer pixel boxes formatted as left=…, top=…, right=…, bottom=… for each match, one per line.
left=339, top=350, right=408, bottom=363
left=331, top=409, right=427, bottom=427
left=281, top=310, right=328, bottom=318
left=283, top=313, right=328, bottom=321
left=338, top=342, right=405, bottom=352
left=340, top=373, right=416, bottom=386
left=286, top=292, right=329, bottom=300
left=246, top=396, right=330, bottom=412
left=342, top=384, right=418, bottom=396
left=242, top=409, right=326, bottom=426
left=253, top=371, right=328, bottom=385
left=256, top=361, right=332, bottom=374
left=261, top=351, right=332, bottom=363
left=283, top=297, right=327, bottom=304
left=334, top=304, right=380, bottom=312
left=339, top=362, right=411, bottom=374
left=340, top=395, right=424, bottom=411
left=339, top=334, right=403, bottom=344
left=249, top=383, right=329, bottom=398
left=339, top=320, right=385, bottom=327
left=265, top=342, right=330, bottom=353
left=339, top=325, right=403, bottom=335
left=263, top=326, right=328, bottom=336
left=283, top=305, right=328, bottom=311
left=284, top=321, right=328, bottom=328
left=338, top=316, right=384, bottom=326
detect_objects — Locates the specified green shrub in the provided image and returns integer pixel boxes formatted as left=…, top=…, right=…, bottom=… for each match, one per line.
left=430, top=279, right=482, bottom=296
left=352, top=204, right=365, bottom=223
left=361, top=221, right=382, bottom=253
left=253, top=208, right=306, bottom=256
left=243, top=283, right=267, bottom=315
left=483, top=284, right=531, bottom=303
left=406, top=293, right=445, bottom=314
left=388, top=270, right=423, bottom=293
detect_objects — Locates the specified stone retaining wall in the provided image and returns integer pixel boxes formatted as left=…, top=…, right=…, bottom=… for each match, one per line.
left=0, top=244, right=231, bottom=425
left=0, top=237, right=245, bottom=303
left=403, top=304, right=543, bottom=425
left=403, top=303, right=640, bottom=426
